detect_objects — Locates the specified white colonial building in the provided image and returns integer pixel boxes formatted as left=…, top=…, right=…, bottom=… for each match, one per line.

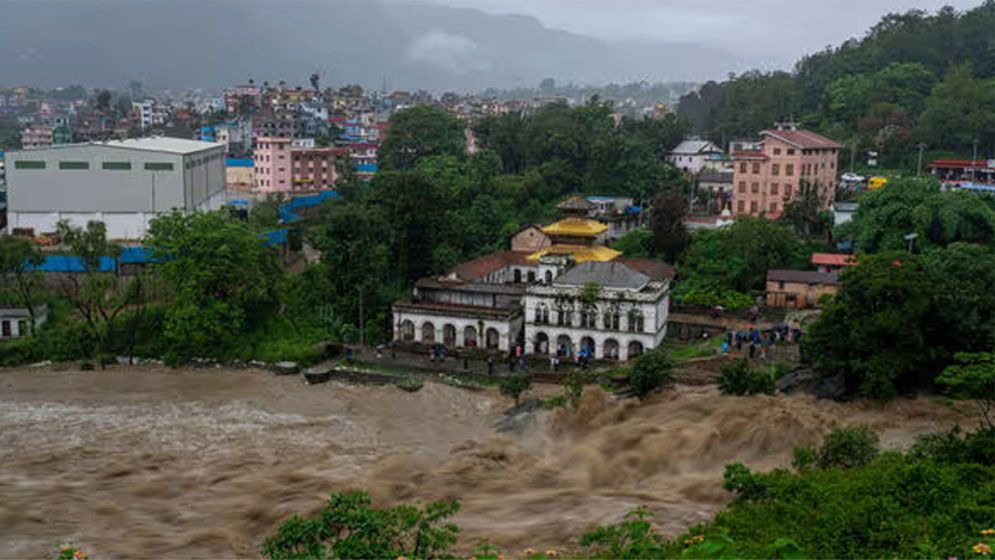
left=669, top=139, right=724, bottom=175
left=392, top=252, right=529, bottom=352
left=392, top=214, right=675, bottom=361
left=524, top=259, right=672, bottom=361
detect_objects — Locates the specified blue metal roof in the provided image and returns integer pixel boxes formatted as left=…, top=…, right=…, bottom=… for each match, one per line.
left=278, top=190, right=339, bottom=223
left=586, top=196, right=617, bottom=202
left=30, top=255, right=118, bottom=273
left=356, top=163, right=378, bottom=173
left=226, top=158, right=254, bottom=168
left=260, top=228, right=288, bottom=247
left=227, top=199, right=250, bottom=208
left=119, top=246, right=153, bottom=264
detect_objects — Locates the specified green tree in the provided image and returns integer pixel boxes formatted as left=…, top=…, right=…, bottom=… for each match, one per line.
left=937, top=353, right=995, bottom=429
left=917, top=64, right=995, bottom=153
left=262, top=490, right=460, bottom=560
left=804, top=251, right=932, bottom=398
left=613, top=228, right=655, bottom=258
left=650, top=188, right=688, bottom=262
left=837, top=178, right=995, bottom=252
left=145, top=211, right=283, bottom=362
left=0, top=235, right=44, bottom=332
left=56, top=220, right=125, bottom=362
left=780, top=180, right=831, bottom=239
left=379, top=106, right=465, bottom=171
left=499, top=374, right=532, bottom=407
left=629, top=346, right=673, bottom=399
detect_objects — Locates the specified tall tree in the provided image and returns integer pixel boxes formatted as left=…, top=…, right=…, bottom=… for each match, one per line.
left=379, top=106, right=465, bottom=171
left=56, top=220, right=124, bottom=362
left=145, top=211, right=283, bottom=361
left=650, top=188, right=688, bottom=262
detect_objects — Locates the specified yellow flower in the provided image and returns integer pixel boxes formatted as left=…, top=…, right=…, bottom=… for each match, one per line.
left=497, top=555, right=505, bottom=560
left=982, top=529, right=995, bottom=536
left=73, top=551, right=88, bottom=560
left=545, top=550, right=558, bottom=558
left=523, top=548, right=536, bottom=556
left=973, top=543, right=992, bottom=555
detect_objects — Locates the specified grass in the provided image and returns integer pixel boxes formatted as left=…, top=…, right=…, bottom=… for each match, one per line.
left=666, top=336, right=723, bottom=362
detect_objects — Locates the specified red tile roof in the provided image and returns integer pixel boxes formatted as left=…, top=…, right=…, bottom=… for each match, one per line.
left=767, top=269, right=840, bottom=285
left=927, top=159, right=993, bottom=170
left=447, top=251, right=532, bottom=282
left=615, top=257, right=676, bottom=281
left=762, top=129, right=843, bottom=150
left=811, top=253, right=856, bottom=267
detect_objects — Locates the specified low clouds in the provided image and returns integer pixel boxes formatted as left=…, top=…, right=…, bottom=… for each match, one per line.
left=408, top=31, right=492, bottom=74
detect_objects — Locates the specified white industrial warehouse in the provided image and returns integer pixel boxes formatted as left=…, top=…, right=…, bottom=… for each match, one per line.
left=3, top=137, right=226, bottom=239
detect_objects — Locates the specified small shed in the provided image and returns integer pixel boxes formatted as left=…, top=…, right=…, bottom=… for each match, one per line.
left=0, top=304, right=48, bottom=339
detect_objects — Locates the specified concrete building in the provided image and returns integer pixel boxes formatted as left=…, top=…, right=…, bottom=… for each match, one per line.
left=765, top=269, right=840, bottom=309
left=392, top=214, right=673, bottom=361
left=21, top=124, right=54, bottom=149
left=669, top=139, right=724, bottom=174
left=253, top=137, right=345, bottom=193
left=523, top=259, right=674, bottom=361
left=0, top=304, right=48, bottom=339
left=732, top=125, right=842, bottom=217
left=4, top=137, right=226, bottom=239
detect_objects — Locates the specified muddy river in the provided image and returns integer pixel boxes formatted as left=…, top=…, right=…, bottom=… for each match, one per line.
left=0, top=366, right=968, bottom=558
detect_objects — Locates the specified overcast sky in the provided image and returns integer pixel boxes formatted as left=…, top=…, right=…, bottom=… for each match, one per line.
left=407, top=0, right=981, bottom=68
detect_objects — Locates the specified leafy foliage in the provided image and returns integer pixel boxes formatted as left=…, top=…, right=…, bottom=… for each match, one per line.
left=937, top=353, right=995, bottom=429
left=836, top=178, right=995, bottom=253
left=718, top=359, right=784, bottom=396
left=378, top=106, right=465, bottom=171
left=579, top=508, right=668, bottom=558
left=629, top=347, right=674, bottom=399
left=674, top=217, right=808, bottom=308
left=791, top=426, right=880, bottom=471
left=499, top=374, right=532, bottom=406
left=262, top=490, right=459, bottom=560
left=804, top=244, right=995, bottom=398
left=145, top=211, right=283, bottom=362
left=705, top=426, right=995, bottom=559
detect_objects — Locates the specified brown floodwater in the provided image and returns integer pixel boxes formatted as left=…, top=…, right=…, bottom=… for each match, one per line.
left=0, top=366, right=970, bottom=558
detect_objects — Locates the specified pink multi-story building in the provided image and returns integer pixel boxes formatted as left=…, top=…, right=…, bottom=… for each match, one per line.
left=731, top=126, right=842, bottom=217
left=253, top=137, right=346, bottom=193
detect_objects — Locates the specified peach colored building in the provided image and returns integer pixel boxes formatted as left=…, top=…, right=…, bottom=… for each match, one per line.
left=732, top=126, right=842, bottom=217
left=253, top=137, right=346, bottom=193
left=766, top=269, right=840, bottom=309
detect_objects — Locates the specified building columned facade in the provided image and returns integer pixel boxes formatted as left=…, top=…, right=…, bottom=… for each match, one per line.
left=393, top=213, right=674, bottom=361
left=4, top=137, right=226, bottom=239
left=731, top=125, right=841, bottom=218
left=523, top=259, right=672, bottom=362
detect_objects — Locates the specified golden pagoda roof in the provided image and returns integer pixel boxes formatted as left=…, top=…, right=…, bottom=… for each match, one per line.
left=527, top=244, right=621, bottom=264
left=541, top=218, right=608, bottom=237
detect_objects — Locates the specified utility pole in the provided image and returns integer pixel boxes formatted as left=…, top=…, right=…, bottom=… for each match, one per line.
left=972, top=140, right=979, bottom=183
left=916, top=143, right=927, bottom=176
left=357, top=286, right=365, bottom=354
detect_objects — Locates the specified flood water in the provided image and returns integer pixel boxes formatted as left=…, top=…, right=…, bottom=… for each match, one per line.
left=0, top=366, right=968, bottom=558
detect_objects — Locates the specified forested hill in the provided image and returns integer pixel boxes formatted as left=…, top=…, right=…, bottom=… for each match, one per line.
left=678, top=1, right=995, bottom=168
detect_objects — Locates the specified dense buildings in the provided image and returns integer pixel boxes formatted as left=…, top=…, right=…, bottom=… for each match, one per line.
left=731, top=125, right=842, bottom=217
left=4, top=137, right=225, bottom=239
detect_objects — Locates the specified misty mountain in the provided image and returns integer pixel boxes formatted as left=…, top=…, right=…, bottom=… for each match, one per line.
left=0, top=0, right=744, bottom=91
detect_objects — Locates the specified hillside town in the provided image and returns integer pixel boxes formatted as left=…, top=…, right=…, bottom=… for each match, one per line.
left=2, top=1, right=995, bottom=558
